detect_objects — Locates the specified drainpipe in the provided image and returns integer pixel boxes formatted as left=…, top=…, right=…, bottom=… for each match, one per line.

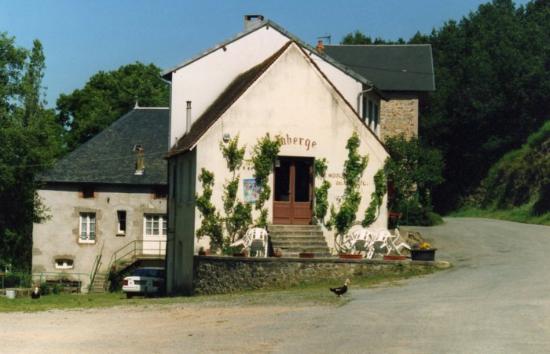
left=185, top=101, right=192, bottom=134
left=356, top=85, right=374, bottom=118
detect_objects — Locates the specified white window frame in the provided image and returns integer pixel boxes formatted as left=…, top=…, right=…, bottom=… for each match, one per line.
left=54, top=258, right=74, bottom=270
left=143, top=214, right=167, bottom=237
left=79, top=212, right=96, bottom=244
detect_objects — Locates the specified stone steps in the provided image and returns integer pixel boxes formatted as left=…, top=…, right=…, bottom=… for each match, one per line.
left=88, top=273, right=108, bottom=293
left=269, top=224, right=331, bottom=257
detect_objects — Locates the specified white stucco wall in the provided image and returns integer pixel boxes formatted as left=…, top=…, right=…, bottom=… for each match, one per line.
left=32, top=185, right=166, bottom=290
left=193, top=44, right=389, bottom=252
left=168, top=25, right=366, bottom=149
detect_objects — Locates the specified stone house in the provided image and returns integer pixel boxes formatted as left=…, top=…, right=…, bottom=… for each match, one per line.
left=324, top=44, right=435, bottom=141
left=32, top=107, right=169, bottom=291
left=162, top=16, right=434, bottom=294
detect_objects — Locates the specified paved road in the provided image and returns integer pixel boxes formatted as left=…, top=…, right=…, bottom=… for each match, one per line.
left=2, top=218, right=549, bottom=353
left=276, top=218, right=550, bottom=353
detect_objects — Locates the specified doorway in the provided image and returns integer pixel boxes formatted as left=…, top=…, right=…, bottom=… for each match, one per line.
left=273, top=157, right=314, bottom=224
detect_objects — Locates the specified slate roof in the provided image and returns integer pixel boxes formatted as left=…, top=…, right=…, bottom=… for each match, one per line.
left=39, top=108, right=169, bottom=186
left=324, top=45, right=435, bottom=92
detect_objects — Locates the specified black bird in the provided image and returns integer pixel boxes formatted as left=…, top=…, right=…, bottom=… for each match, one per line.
left=330, top=278, right=350, bottom=297
left=30, top=287, right=41, bottom=299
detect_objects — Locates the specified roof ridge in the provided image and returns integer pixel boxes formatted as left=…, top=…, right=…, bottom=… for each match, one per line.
left=166, top=41, right=294, bottom=157
left=326, top=44, right=432, bottom=47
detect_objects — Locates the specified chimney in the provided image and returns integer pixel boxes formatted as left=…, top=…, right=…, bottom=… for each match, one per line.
left=244, top=15, right=264, bottom=31
left=186, top=101, right=192, bottom=134
left=316, top=40, right=325, bottom=54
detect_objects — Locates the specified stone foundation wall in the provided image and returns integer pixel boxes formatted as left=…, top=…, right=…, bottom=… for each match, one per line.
left=193, top=256, right=435, bottom=295
left=380, top=96, right=419, bottom=142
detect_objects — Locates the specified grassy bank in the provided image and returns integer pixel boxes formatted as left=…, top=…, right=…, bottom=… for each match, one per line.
left=450, top=205, right=550, bottom=226
left=0, top=267, right=437, bottom=313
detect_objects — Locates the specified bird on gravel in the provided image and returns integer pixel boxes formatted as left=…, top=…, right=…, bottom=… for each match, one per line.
left=30, top=286, right=41, bottom=299
left=329, top=278, right=350, bottom=297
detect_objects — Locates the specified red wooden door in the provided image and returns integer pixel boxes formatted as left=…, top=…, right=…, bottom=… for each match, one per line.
left=273, top=157, right=313, bottom=225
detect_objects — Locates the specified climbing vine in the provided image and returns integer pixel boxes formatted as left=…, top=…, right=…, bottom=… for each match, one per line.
left=326, top=132, right=369, bottom=251
left=195, top=168, right=223, bottom=252
left=362, top=168, right=387, bottom=227
left=313, top=158, right=331, bottom=224
left=220, top=136, right=252, bottom=244
left=250, top=133, right=282, bottom=227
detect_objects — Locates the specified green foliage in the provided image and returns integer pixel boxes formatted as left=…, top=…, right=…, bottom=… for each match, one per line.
left=413, top=0, right=550, bottom=212
left=343, top=1, right=549, bottom=213
left=250, top=133, right=282, bottom=225
left=384, top=135, right=444, bottom=226
left=56, top=62, right=169, bottom=151
left=313, top=158, right=331, bottom=224
left=0, top=34, right=64, bottom=270
left=470, top=121, right=549, bottom=218
left=195, top=169, right=223, bottom=252
left=220, top=136, right=251, bottom=243
left=328, top=133, right=368, bottom=243
left=341, top=31, right=404, bottom=45
left=363, top=169, right=387, bottom=227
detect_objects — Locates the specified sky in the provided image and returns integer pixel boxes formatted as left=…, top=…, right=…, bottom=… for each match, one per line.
left=1, top=0, right=530, bottom=107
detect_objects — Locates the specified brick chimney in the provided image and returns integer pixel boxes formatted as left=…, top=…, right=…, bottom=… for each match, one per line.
left=316, top=40, right=325, bottom=54
left=244, top=15, right=264, bottom=31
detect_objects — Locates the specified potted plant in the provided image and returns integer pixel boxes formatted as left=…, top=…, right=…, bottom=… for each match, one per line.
left=273, top=248, right=283, bottom=258
left=198, top=247, right=207, bottom=256
left=410, top=242, right=436, bottom=261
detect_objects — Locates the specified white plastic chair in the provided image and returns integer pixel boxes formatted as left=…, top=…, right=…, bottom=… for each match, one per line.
left=245, top=227, right=269, bottom=257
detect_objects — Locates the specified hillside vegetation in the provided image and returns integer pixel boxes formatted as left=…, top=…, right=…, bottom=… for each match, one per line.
left=454, top=122, right=550, bottom=225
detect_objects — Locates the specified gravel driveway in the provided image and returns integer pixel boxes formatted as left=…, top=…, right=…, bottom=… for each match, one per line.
left=1, top=218, right=549, bottom=354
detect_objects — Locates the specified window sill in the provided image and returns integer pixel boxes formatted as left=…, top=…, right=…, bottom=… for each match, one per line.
left=78, top=240, right=96, bottom=244
left=116, top=232, right=126, bottom=237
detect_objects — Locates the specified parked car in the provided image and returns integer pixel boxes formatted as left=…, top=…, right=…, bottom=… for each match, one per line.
left=122, top=267, right=165, bottom=298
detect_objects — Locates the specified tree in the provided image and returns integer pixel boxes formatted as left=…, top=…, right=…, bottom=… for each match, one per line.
left=384, top=135, right=444, bottom=225
left=0, top=35, right=63, bottom=270
left=342, top=0, right=550, bottom=213
left=57, top=62, right=169, bottom=150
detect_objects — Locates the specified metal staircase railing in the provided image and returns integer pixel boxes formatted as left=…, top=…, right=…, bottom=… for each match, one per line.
left=107, top=240, right=166, bottom=274
left=88, top=241, right=104, bottom=292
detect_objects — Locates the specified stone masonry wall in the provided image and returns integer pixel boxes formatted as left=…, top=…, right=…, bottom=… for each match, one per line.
left=193, top=256, right=435, bottom=295
left=380, top=96, right=419, bottom=142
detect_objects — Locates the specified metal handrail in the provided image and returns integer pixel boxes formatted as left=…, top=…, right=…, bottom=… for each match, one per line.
left=88, top=241, right=104, bottom=292
left=107, top=240, right=166, bottom=273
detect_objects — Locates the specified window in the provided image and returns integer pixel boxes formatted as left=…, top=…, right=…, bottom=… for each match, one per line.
left=81, top=186, right=95, bottom=198
left=55, top=258, right=74, bottom=270
left=362, top=95, right=368, bottom=121
left=79, top=212, right=96, bottom=243
left=368, top=100, right=374, bottom=127
left=152, top=186, right=167, bottom=200
left=117, top=210, right=126, bottom=235
left=144, top=214, right=167, bottom=237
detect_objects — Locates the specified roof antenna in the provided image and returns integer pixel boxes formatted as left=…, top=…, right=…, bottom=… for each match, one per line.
left=317, top=34, right=331, bottom=45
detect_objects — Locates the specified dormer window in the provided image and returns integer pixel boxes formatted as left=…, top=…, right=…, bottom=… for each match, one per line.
left=133, top=144, right=145, bottom=175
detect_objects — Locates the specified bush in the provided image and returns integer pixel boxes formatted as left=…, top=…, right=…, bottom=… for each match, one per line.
left=384, top=135, right=444, bottom=226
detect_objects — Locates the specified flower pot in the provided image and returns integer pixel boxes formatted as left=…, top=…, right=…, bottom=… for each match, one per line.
left=411, top=249, right=436, bottom=261
left=339, top=254, right=363, bottom=260
left=383, top=255, right=407, bottom=261
left=299, top=252, right=315, bottom=258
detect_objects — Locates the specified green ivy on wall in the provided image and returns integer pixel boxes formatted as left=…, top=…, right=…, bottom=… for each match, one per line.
left=220, top=136, right=252, bottom=245
left=362, top=168, right=387, bottom=227
left=327, top=132, right=369, bottom=250
left=250, top=133, right=282, bottom=228
left=313, top=158, right=331, bottom=224
left=195, top=168, right=224, bottom=252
